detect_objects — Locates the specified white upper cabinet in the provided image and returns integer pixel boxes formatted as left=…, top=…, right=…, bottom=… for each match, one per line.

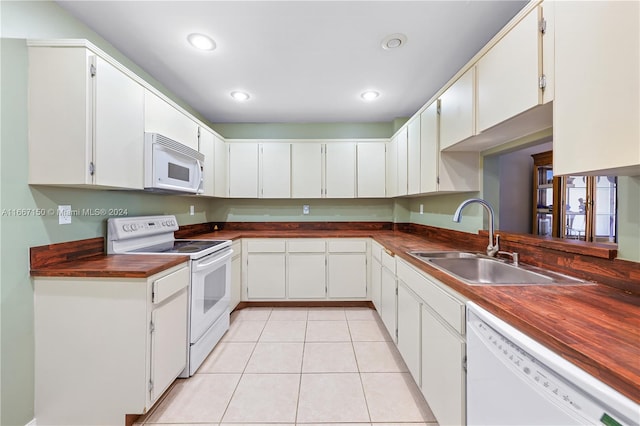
left=198, top=127, right=215, bottom=197
left=199, top=128, right=227, bottom=198
left=325, top=143, right=356, bottom=198
left=144, top=89, right=199, bottom=150
left=28, top=45, right=144, bottom=189
left=553, top=1, right=640, bottom=176
left=386, top=136, right=399, bottom=198
left=396, top=127, right=409, bottom=197
left=419, top=102, right=439, bottom=194
left=228, top=143, right=259, bottom=198
left=260, top=143, right=291, bottom=198
left=213, top=135, right=228, bottom=197
left=476, top=7, right=542, bottom=133
left=291, top=143, right=323, bottom=198
left=357, top=143, right=386, bottom=198
left=439, top=67, right=476, bottom=150
left=407, top=118, right=421, bottom=195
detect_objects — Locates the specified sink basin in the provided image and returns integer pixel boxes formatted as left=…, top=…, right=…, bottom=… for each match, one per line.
left=409, top=252, right=588, bottom=286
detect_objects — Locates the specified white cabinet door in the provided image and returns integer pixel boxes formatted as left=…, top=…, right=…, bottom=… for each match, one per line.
left=396, top=127, right=408, bottom=196
left=144, top=89, right=198, bottom=150
left=94, top=56, right=144, bottom=189
left=477, top=7, right=541, bottom=133
left=371, top=256, right=382, bottom=311
left=199, top=127, right=215, bottom=197
left=289, top=254, right=326, bottom=299
left=247, top=253, right=286, bottom=299
left=397, top=281, right=421, bottom=385
left=420, top=102, right=438, bottom=194
left=553, top=1, right=640, bottom=176
left=385, top=137, right=398, bottom=198
left=230, top=242, right=242, bottom=309
left=407, top=118, right=421, bottom=195
left=28, top=47, right=144, bottom=189
left=439, top=67, right=475, bottom=150
left=357, top=143, right=386, bottom=197
left=150, top=288, right=188, bottom=403
left=291, top=143, right=323, bottom=198
left=228, top=143, right=259, bottom=198
left=380, top=253, right=397, bottom=342
left=421, top=305, right=465, bottom=426
left=214, top=136, right=228, bottom=197
left=325, top=143, right=356, bottom=198
left=260, top=143, right=291, bottom=198
left=327, top=253, right=367, bottom=298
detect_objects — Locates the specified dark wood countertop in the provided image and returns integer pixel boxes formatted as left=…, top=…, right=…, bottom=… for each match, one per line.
left=193, top=228, right=640, bottom=404
left=29, top=228, right=639, bottom=404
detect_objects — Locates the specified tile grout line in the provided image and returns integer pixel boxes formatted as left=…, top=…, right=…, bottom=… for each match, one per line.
left=347, top=316, right=374, bottom=425
left=293, top=313, right=308, bottom=424
left=218, top=309, right=270, bottom=424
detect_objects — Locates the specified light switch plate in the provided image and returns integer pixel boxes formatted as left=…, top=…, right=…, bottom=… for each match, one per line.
left=58, top=205, right=72, bottom=224
left=190, top=205, right=195, bottom=216
left=303, top=205, right=310, bottom=215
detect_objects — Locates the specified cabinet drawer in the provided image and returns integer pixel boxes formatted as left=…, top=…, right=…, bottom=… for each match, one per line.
left=328, top=239, right=367, bottom=253
left=397, top=259, right=465, bottom=335
left=246, top=239, right=286, bottom=253
left=152, top=265, right=189, bottom=304
left=381, top=250, right=395, bottom=272
left=288, top=239, right=326, bottom=253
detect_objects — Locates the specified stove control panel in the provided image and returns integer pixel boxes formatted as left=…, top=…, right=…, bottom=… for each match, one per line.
left=108, top=215, right=179, bottom=241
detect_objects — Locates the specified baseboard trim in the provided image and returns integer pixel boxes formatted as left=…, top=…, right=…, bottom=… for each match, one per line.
left=234, top=300, right=374, bottom=311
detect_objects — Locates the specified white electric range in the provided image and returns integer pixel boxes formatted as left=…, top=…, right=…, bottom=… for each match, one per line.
left=107, top=215, right=232, bottom=377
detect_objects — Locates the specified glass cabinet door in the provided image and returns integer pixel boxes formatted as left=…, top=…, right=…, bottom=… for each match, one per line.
left=531, top=151, right=560, bottom=236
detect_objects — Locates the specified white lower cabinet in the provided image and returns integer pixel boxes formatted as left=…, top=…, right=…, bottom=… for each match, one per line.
left=33, top=264, right=189, bottom=425
left=246, top=239, right=287, bottom=299
left=243, top=238, right=368, bottom=301
left=370, top=241, right=383, bottom=311
left=397, top=281, right=422, bottom=385
left=421, top=304, right=466, bottom=426
left=380, top=250, right=397, bottom=342
left=377, top=255, right=467, bottom=426
left=230, top=240, right=242, bottom=310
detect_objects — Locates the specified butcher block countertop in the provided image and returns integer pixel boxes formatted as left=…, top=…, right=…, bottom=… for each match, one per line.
left=193, top=228, right=640, bottom=404
left=30, top=227, right=640, bottom=404
left=30, top=237, right=187, bottom=278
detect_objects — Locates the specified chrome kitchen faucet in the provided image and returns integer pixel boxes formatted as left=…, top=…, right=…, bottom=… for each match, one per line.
left=453, top=198, right=499, bottom=257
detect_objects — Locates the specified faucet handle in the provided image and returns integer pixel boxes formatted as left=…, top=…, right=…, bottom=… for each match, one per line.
left=497, top=250, right=519, bottom=266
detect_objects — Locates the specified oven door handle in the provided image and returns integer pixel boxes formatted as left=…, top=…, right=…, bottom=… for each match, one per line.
left=193, top=249, right=232, bottom=272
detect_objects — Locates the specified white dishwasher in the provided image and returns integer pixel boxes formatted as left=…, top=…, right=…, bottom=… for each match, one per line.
left=466, top=302, right=639, bottom=426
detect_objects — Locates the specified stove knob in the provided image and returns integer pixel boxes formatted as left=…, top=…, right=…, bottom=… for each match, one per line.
left=123, top=224, right=130, bottom=232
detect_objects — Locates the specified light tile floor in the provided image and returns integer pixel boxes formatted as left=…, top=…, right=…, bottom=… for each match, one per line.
left=137, top=307, right=438, bottom=426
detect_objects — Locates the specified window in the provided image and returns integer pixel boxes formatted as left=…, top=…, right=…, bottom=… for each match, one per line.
left=561, top=176, right=617, bottom=243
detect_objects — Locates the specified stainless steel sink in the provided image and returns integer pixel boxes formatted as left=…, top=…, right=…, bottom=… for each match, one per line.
left=408, top=252, right=588, bottom=286
left=408, top=251, right=481, bottom=259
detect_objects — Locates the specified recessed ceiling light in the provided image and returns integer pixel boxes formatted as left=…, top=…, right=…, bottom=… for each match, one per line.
left=230, top=91, right=250, bottom=101
left=361, top=91, right=380, bottom=101
left=187, top=33, right=216, bottom=51
left=381, top=33, right=407, bottom=50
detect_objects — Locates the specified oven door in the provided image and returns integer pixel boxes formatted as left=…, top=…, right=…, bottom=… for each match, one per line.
left=190, top=248, right=232, bottom=343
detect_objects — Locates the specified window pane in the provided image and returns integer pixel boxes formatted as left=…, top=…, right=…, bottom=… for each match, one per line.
left=593, top=176, right=617, bottom=243
left=564, top=176, right=587, bottom=240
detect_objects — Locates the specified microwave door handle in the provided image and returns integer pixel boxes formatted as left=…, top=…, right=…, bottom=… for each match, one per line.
left=196, top=159, right=204, bottom=193
left=194, top=250, right=232, bottom=272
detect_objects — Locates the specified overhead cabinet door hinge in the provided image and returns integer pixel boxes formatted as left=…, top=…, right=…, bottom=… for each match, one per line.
left=90, top=63, right=96, bottom=77
left=89, top=162, right=95, bottom=176
left=539, top=74, right=547, bottom=90
left=539, top=18, right=547, bottom=34
left=149, top=320, right=155, bottom=334
left=148, top=379, right=154, bottom=392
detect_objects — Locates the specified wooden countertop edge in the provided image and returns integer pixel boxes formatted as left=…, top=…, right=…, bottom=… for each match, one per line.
left=30, top=255, right=188, bottom=278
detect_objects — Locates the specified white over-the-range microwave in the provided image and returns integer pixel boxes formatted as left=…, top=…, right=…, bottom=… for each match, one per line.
left=144, top=132, right=204, bottom=194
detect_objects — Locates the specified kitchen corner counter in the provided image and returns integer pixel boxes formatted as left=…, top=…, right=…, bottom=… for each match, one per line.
left=190, top=227, right=640, bottom=404
left=30, top=237, right=187, bottom=278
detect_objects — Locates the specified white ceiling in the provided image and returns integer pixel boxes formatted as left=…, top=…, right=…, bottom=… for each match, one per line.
left=56, top=1, right=528, bottom=124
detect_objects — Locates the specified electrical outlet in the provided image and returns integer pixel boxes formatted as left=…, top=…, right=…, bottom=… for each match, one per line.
left=58, top=205, right=72, bottom=224
left=190, top=205, right=195, bottom=216
left=419, top=204, right=424, bottom=215
left=303, top=205, right=310, bottom=215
